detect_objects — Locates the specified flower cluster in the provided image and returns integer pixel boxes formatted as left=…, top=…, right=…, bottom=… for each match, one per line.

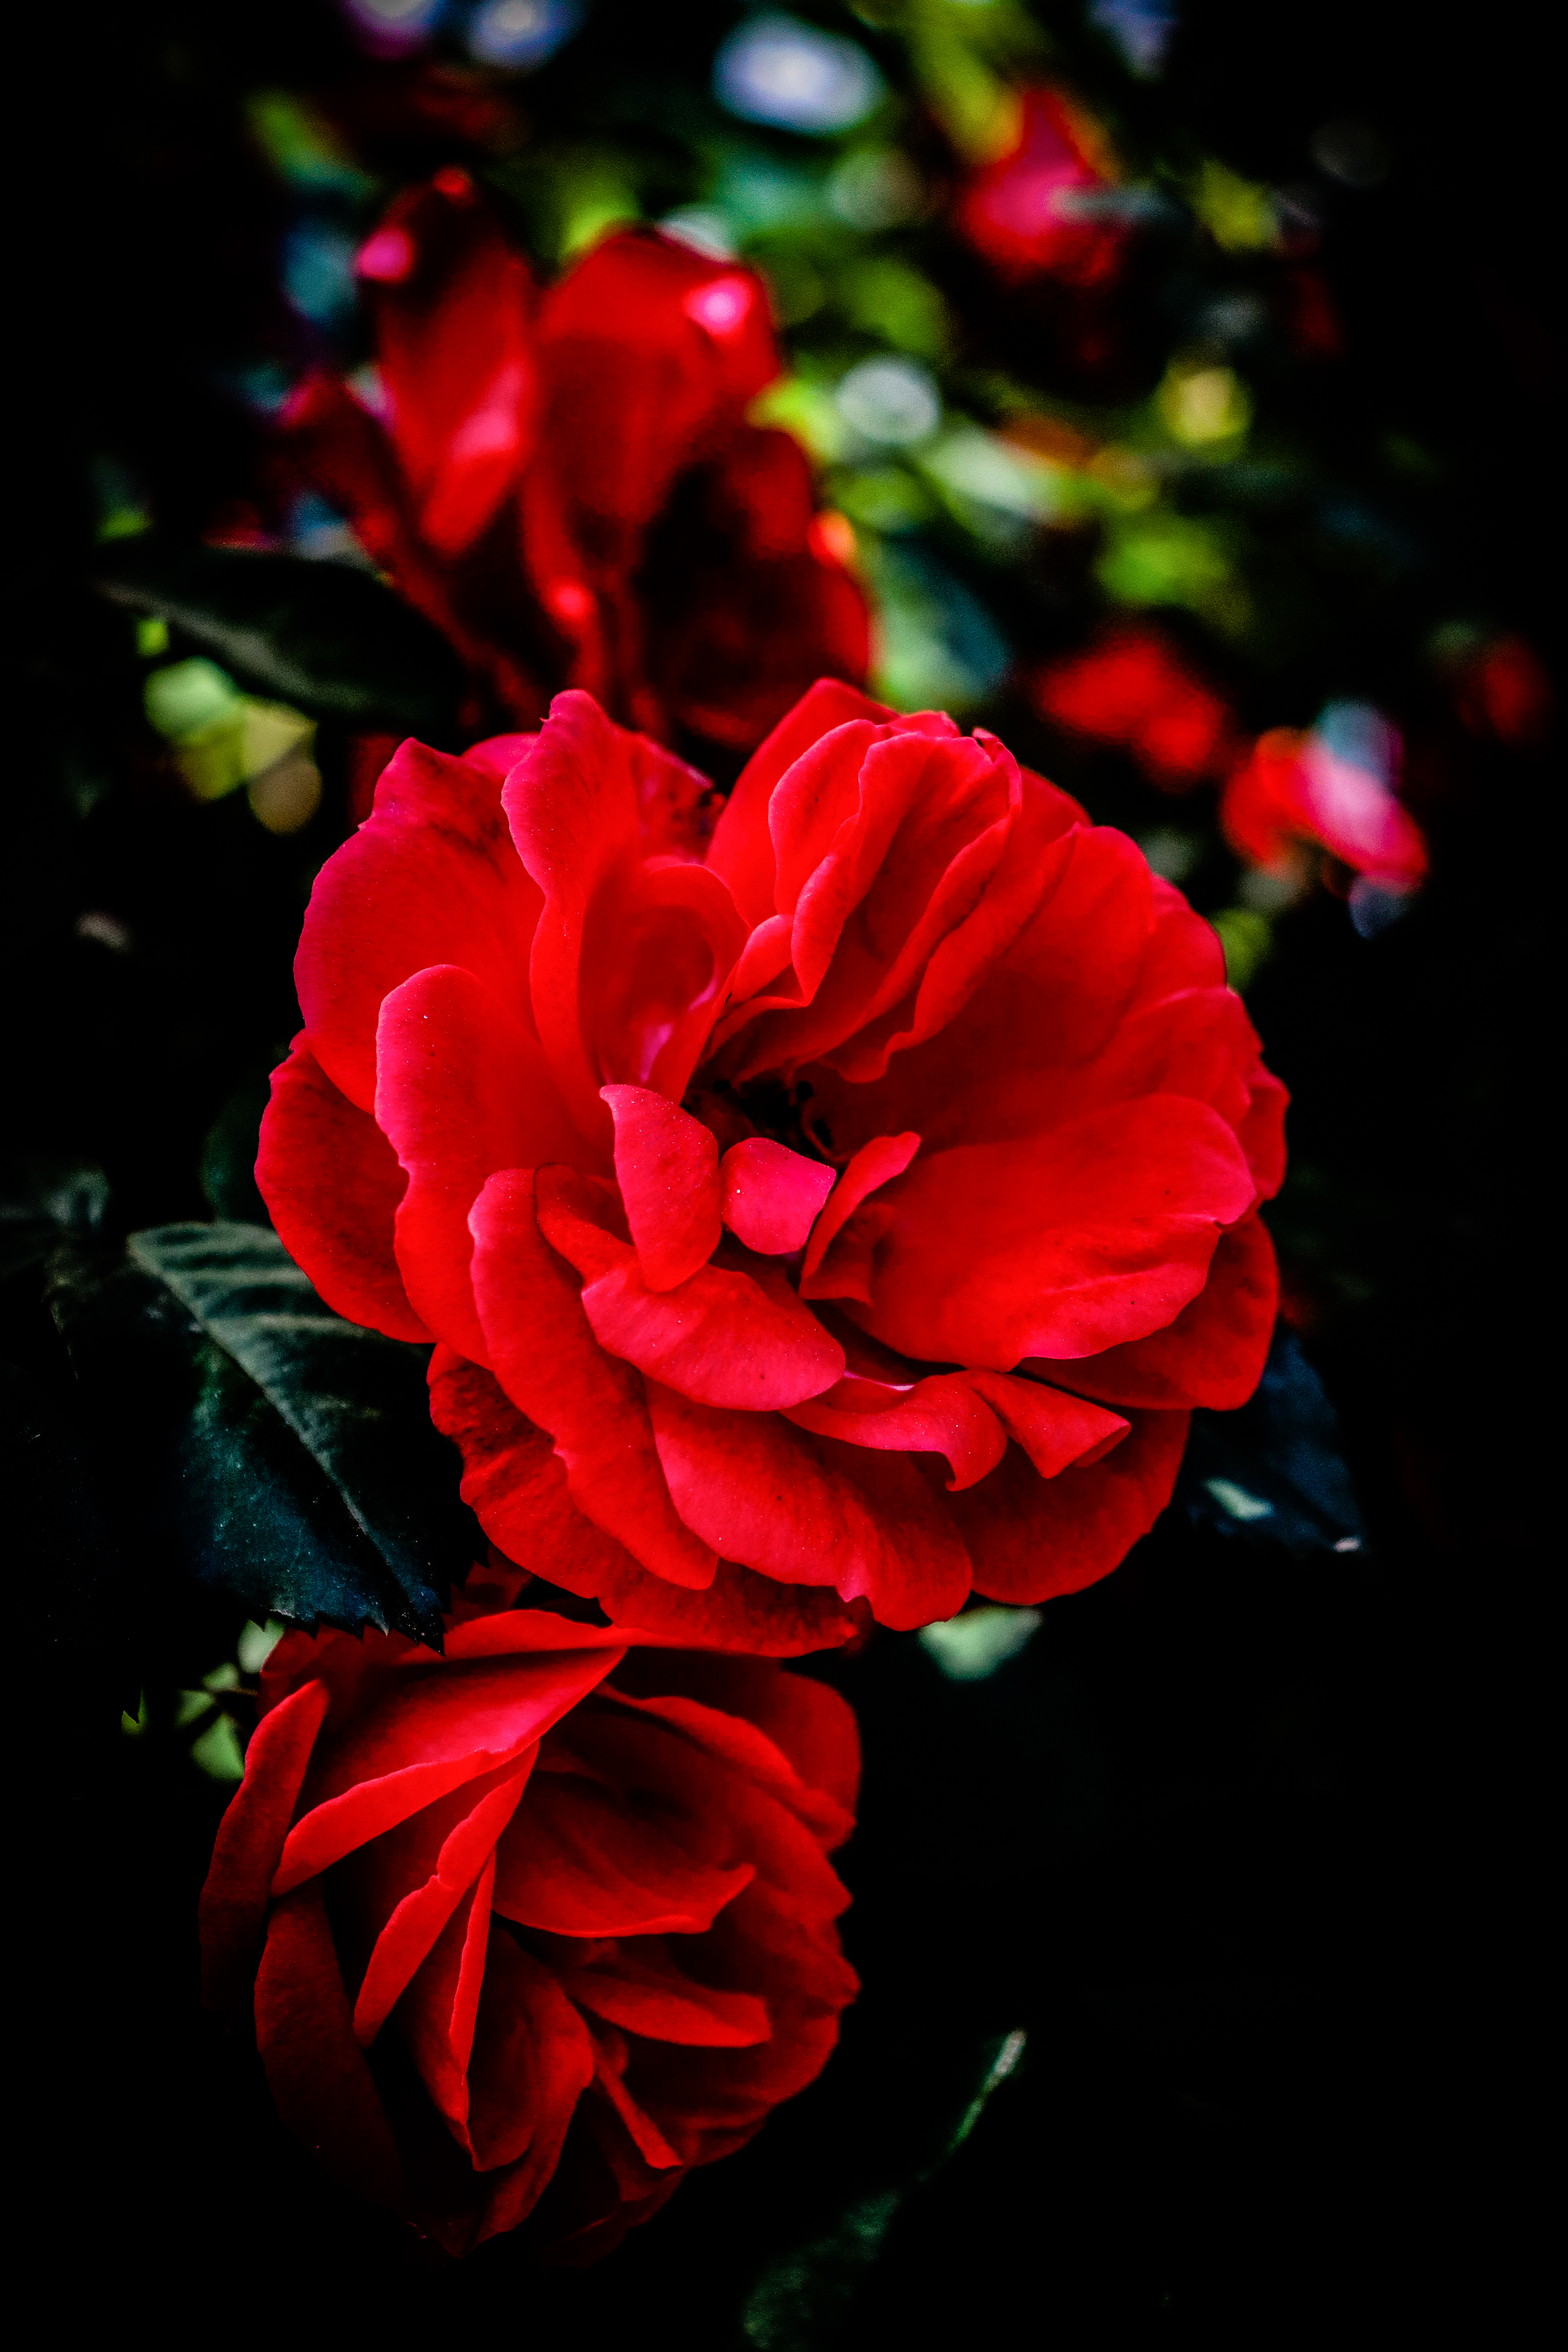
left=213, top=73, right=1301, bottom=2269
left=285, top=171, right=869, bottom=751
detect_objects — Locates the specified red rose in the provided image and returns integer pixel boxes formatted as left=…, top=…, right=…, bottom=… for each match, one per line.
left=955, top=89, right=1128, bottom=286
left=1221, top=719, right=1427, bottom=890
left=1030, top=626, right=1238, bottom=788
left=282, top=172, right=869, bottom=751
left=259, top=680, right=1286, bottom=1649
left=198, top=1597, right=858, bottom=2258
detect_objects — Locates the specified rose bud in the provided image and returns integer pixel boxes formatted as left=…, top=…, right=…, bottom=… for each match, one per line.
left=199, top=1605, right=858, bottom=2258
left=281, top=172, right=868, bottom=751
left=258, top=681, right=1287, bottom=1650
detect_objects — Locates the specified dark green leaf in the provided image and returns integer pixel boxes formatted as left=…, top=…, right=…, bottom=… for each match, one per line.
left=95, top=541, right=463, bottom=740
left=1178, top=1327, right=1366, bottom=1558
left=199, top=1067, right=275, bottom=1225
left=739, top=2030, right=1027, bottom=2349
left=48, top=1222, right=476, bottom=1645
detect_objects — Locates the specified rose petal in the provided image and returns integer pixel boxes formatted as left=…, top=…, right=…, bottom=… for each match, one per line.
left=272, top=1647, right=623, bottom=1894
left=376, top=964, right=584, bottom=1362
left=430, top=1345, right=867, bottom=1655
left=462, top=1933, right=596, bottom=2183
left=784, top=1372, right=1007, bottom=1491
left=505, top=695, right=740, bottom=1138
left=199, top=1677, right=330, bottom=2014
left=605, top=1684, right=854, bottom=1849
left=851, top=1099, right=1259, bottom=1367
left=468, top=1167, right=719, bottom=1590
left=592, top=2026, right=684, bottom=2169
left=503, top=693, right=643, bottom=1141
left=535, top=1167, right=842, bottom=1408
left=799, top=1132, right=920, bottom=1292
left=556, top=1700, right=853, bottom=1933
left=804, top=822, right=1159, bottom=1161
left=602, top=1083, right=721, bottom=1289
left=719, top=1138, right=837, bottom=1256
left=555, top=1944, right=769, bottom=2047
left=365, top=173, right=537, bottom=557
left=462, top=733, right=536, bottom=783
left=1037, top=1212, right=1278, bottom=1412
left=257, top=1040, right=429, bottom=1342
left=962, top=1368, right=1129, bottom=1474
left=579, top=1243, right=844, bottom=1412
left=493, top=1771, right=754, bottom=1937
left=812, top=754, right=1081, bottom=1086
left=646, top=1382, right=972, bottom=1630
left=609, top=1654, right=860, bottom=1829
left=537, top=230, right=778, bottom=554
left=350, top=1759, right=533, bottom=2047
left=590, top=860, right=750, bottom=1106
left=396, top=1855, right=496, bottom=2137
left=707, top=679, right=895, bottom=927
left=952, top=1409, right=1190, bottom=1604
left=722, top=727, right=1028, bottom=1076
left=254, top=1881, right=409, bottom=2215
left=783, top=1367, right=1128, bottom=1491
left=1239, top=1062, right=1289, bottom=1201
left=297, top=737, right=543, bottom=1114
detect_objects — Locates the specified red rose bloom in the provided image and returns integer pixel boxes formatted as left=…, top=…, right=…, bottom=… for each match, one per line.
left=1222, top=721, right=1427, bottom=890
left=955, top=89, right=1127, bottom=285
left=1030, top=626, right=1238, bottom=788
left=198, top=1598, right=858, bottom=2258
left=259, top=679, right=1286, bottom=1648
left=283, top=172, right=869, bottom=751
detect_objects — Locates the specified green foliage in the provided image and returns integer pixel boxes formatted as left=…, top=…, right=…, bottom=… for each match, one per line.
left=47, top=1223, right=478, bottom=1646
left=95, top=543, right=464, bottom=741
left=1179, top=1329, right=1366, bottom=1558
left=740, top=2030, right=1029, bottom=2347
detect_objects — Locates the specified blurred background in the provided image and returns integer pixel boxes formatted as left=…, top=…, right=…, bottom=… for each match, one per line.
left=9, top=0, right=1555, bottom=2333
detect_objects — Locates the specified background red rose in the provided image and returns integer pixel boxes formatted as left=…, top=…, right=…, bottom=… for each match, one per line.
left=199, top=1601, right=858, bottom=2258
left=283, top=173, right=869, bottom=751
left=259, top=679, right=1286, bottom=1648
left=1221, top=719, right=1427, bottom=892
left=956, top=89, right=1129, bottom=286
left=1029, top=626, right=1239, bottom=790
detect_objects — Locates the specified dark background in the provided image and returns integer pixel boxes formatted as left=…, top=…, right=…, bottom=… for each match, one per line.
left=11, top=1, right=1554, bottom=2335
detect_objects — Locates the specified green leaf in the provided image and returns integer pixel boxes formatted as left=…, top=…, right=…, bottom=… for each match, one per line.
left=740, top=2030, right=1027, bottom=2348
left=199, top=1068, right=275, bottom=1225
left=94, top=542, right=463, bottom=741
left=189, top=1712, right=248, bottom=1780
left=1178, top=1327, right=1366, bottom=1559
left=48, top=1223, right=477, bottom=1646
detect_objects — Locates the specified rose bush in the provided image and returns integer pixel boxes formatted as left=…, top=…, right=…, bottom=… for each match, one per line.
left=199, top=1589, right=858, bottom=2258
left=284, top=171, right=869, bottom=752
left=259, top=678, right=1287, bottom=1651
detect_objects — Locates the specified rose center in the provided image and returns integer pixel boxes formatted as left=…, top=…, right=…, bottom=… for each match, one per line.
left=685, top=1074, right=838, bottom=1165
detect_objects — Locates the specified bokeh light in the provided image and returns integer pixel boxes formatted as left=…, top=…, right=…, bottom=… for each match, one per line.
left=714, top=12, right=884, bottom=135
